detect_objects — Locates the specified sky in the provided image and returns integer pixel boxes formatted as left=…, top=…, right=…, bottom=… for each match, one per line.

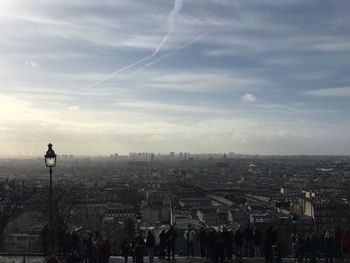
left=0, top=0, right=350, bottom=156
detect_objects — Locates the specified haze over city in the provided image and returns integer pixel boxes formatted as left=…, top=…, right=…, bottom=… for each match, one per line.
left=1, top=0, right=350, bottom=156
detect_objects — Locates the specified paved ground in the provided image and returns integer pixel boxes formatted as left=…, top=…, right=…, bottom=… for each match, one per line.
left=2, top=256, right=349, bottom=263
left=1, top=255, right=269, bottom=263
left=108, top=257, right=293, bottom=263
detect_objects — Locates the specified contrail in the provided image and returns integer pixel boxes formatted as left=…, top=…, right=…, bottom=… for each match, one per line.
left=87, top=0, right=183, bottom=89
left=134, top=30, right=214, bottom=72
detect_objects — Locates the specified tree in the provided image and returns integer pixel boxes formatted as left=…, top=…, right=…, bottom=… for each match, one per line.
left=34, top=185, right=82, bottom=234
left=0, top=180, right=32, bottom=248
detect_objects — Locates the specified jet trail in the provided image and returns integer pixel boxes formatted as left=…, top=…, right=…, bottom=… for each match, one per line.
left=87, top=0, right=183, bottom=89
left=134, top=30, right=214, bottom=72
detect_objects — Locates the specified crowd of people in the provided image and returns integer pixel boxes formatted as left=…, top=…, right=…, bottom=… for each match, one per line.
left=290, top=227, right=350, bottom=263
left=41, top=223, right=350, bottom=263
left=42, top=227, right=111, bottom=263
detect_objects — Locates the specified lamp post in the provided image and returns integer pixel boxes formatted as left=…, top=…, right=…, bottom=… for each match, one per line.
left=45, top=143, right=56, bottom=231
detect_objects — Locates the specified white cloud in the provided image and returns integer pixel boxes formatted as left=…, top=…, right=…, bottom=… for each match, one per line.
left=24, top=60, right=38, bottom=68
left=68, top=106, right=81, bottom=111
left=0, top=94, right=349, bottom=155
left=114, top=100, right=223, bottom=113
left=305, top=87, right=350, bottom=97
left=242, top=93, right=257, bottom=103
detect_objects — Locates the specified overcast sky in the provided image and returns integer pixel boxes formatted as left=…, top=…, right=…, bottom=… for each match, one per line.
left=1, top=0, right=350, bottom=156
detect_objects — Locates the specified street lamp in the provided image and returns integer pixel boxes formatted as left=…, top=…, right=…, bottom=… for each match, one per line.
left=45, top=143, right=56, bottom=231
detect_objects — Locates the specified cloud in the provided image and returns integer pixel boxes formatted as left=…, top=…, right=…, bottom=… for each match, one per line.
left=68, top=106, right=81, bottom=111
left=0, top=94, right=349, bottom=155
left=86, top=0, right=184, bottom=89
left=114, top=100, right=223, bottom=114
left=24, top=60, right=38, bottom=68
left=242, top=93, right=257, bottom=103
left=305, top=87, right=350, bottom=97
left=1, top=1, right=350, bottom=155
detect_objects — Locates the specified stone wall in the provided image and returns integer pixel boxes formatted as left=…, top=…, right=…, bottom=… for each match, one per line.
left=0, top=256, right=42, bottom=263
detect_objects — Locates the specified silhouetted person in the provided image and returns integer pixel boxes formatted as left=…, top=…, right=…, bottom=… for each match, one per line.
left=291, top=230, right=298, bottom=261
left=264, top=226, right=274, bottom=263
left=223, top=227, right=234, bottom=260
left=159, top=229, right=167, bottom=259
left=135, top=232, right=146, bottom=263
left=235, top=229, right=244, bottom=263
left=296, top=233, right=305, bottom=263
left=310, top=232, right=320, bottom=263
left=253, top=227, right=262, bottom=257
left=57, top=227, right=66, bottom=256
left=130, top=238, right=136, bottom=263
left=305, top=236, right=311, bottom=263
left=121, top=238, right=130, bottom=263
left=214, top=230, right=225, bottom=263
left=206, top=228, right=217, bottom=262
left=341, top=230, right=350, bottom=260
left=324, top=231, right=335, bottom=263
left=272, top=242, right=282, bottom=263
left=184, top=224, right=196, bottom=258
left=41, top=225, right=49, bottom=257
left=101, top=237, right=111, bottom=263
left=166, top=225, right=177, bottom=261
left=198, top=227, right=207, bottom=258
left=243, top=224, right=254, bottom=257
left=71, top=231, right=81, bottom=253
left=333, top=226, right=342, bottom=261
left=83, top=231, right=94, bottom=263
left=146, top=230, right=156, bottom=263
left=67, top=248, right=82, bottom=263
left=93, top=231, right=104, bottom=263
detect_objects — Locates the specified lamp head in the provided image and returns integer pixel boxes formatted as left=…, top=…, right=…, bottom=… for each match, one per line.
left=45, top=143, right=57, bottom=167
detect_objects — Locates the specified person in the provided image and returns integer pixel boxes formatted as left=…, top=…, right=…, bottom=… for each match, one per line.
left=41, top=225, right=50, bottom=257
left=291, top=230, right=298, bottom=261
left=272, top=242, right=282, bottom=263
left=146, top=230, right=156, bottom=263
left=309, top=232, right=320, bottom=263
left=324, top=231, right=335, bottom=263
left=243, top=224, right=254, bottom=257
left=57, top=227, right=67, bottom=257
left=101, top=237, right=111, bottom=263
left=121, top=238, right=130, bottom=263
left=159, top=229, right=167, bottom=259
left=305, top=236, right=311, bottom=263
left=223, top=227, right=234, bottom=260
left=166, top=225, right=177, bottom=261
left=215, top=229, right=225, bottom=263
left=296, top=233, right=305, bottom=263
left=71, top=231, right=81, bottom=255
left=341, top=230, right=350, bottom=260
left=198, top=227, right=207, bottom=258
left=93, top=231, right=104, bottom=263
left=83, top=231, right=94, bottom=263
left=206, top=228, right=217, bottom=262
left=184, top=224, right=196, bottom=258
left=45, top=253, right=59, bottom=263
left=253, top=227, right=262, bottom=257
left=234, top=228, right=243, bottom=263
left=134, top=232, right=146, bottom=263
left=264, top=226, right=275, bottom=263
left=67, top=248, right=82, bottom=263
left=130, top=238, right=136, bottom=263
left=333, top=227, right=342, bottom=262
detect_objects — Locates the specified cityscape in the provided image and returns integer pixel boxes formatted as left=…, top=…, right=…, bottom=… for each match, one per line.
left=0, top=151, right=350, bottom=262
